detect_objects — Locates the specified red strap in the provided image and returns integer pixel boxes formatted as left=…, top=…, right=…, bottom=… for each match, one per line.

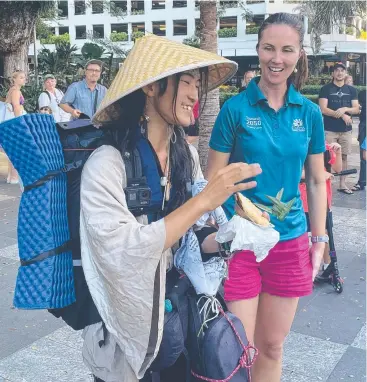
left=191, top=307, right=258, bottom=382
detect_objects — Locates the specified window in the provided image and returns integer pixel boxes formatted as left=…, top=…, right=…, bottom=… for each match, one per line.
left=246, top=14, right=264, bottom=34
left=132, top=22, right=145, bottom=33
left=152, top=1, right=165, bottom=10
left=50, top=27, right=56, bottom=35
left=92, top=1, right=104, bottom=14
left=219, top=16, right=237, bottom=37
left=219, top=0, right=238, bottom=8
left=93, top=25, right=104, bottom=38
left=173, top=1, right=187, bottom=7
left=111, top=1, right=127, bottom=14
left=131, top=1, right=144, bottom=14
left=153, top=21, right=166, bottom=36
left=195, top=1, right=200, bottom=10
left=173, top=19, right=187, bottom=36
left=195, top=18, right=201, bottom=34
left=246, top=0, right=264, bottom=3
left=111, top=23, right=128, bottom=33
left=75, top=25, right=86, bottom=39
left=58, top=1, right=68, bottom=18
left=75, top=1, right=86, bottom=15
left=59, top=26, right=69, bottom=35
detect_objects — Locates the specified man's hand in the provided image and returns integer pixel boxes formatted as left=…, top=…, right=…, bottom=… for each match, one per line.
left=342, top=114, right=352, bottom=126
left=334, top=107, right=348, bottom=118
left=71, top=109, right=81, bottom=119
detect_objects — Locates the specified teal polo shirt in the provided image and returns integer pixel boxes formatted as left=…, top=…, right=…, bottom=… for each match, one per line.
left=209, top=77, right=325, bottom=241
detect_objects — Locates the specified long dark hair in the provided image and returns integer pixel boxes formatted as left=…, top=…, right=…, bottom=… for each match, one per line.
left=107, top=68, right=208, bottom=213
left=256, top=13, right=308, bottom=90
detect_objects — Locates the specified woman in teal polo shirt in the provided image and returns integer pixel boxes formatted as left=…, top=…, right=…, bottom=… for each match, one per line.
left=207, top=13, right=327, bottom=382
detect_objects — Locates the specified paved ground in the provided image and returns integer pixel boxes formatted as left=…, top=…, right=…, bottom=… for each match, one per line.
left=0, top=122, right=365, bottom=382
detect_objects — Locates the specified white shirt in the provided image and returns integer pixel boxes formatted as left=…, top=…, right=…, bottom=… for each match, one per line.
left=38, top=89, right=71, bottom=122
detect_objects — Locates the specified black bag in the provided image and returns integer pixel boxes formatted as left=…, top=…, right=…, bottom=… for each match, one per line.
left=150, top=270, right=191, bottom=372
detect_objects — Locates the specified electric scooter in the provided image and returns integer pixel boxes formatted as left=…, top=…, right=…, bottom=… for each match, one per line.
left=314, top=168, right=357, bottom=294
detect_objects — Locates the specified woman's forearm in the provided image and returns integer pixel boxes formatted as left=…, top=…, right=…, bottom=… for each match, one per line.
left=306, top=179, right=327, bottom=236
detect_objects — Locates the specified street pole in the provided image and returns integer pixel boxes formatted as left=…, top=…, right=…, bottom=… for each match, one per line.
left=34, top=24, right=38, bottom=87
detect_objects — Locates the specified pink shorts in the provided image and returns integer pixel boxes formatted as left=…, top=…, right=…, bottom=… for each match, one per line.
left=224, top=233, right=312, bottom=300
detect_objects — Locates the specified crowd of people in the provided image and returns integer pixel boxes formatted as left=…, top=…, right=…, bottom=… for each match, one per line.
left=0, top=11, right=366, bottom=382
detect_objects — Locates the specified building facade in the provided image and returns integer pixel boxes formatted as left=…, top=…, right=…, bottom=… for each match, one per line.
left=28, top=0, right=366, bottom=84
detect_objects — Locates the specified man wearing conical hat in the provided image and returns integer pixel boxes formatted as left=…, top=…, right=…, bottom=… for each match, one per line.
left=79, top=34, right=262, bottom=382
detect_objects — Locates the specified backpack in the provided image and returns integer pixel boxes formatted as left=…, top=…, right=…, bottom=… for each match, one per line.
left=48, top=119, right=180, bottom=330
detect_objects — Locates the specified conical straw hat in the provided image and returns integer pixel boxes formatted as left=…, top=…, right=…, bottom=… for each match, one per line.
left=93, top=34, right=238, bottom=124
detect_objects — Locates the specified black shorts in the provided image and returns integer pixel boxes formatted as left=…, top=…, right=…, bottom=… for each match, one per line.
left=305, top=211, right=333, bottom=233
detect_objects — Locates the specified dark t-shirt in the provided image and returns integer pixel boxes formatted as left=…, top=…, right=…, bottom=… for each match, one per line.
left=319, top=82, right=358, bottom=132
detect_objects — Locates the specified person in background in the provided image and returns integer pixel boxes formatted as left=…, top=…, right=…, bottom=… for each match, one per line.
left=300, top=142, right=342, bottom=273
left=38, top=74, right=70, bottom=122
left=39, top=106, right=53, bottom=115
left=239, top=70, right=256, bottom=92
left=4, top=70, right=27, bottom=184
left=345, top=74, right=353, bottom=86
left=184, top=101, right=200, bottom=145
left=319, top=62, right=360, bottom=195
left=59, top=60, right=107, bottom=120
left=351, top=89, right=366, bottom=191
left=207, top=13, right=327, bottom=382
left=361, top=138, right=367, bottom=161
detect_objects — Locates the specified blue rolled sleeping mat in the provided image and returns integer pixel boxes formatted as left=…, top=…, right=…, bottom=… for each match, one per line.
left=0, top=114, right=75, bottom=309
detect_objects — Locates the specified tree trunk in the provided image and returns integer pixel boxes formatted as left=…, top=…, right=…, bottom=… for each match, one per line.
left=199, top=0, right=219, bottom=174
left=3, top=43, right=29, bottom=78
left=0, top=2, right=42, bottom=79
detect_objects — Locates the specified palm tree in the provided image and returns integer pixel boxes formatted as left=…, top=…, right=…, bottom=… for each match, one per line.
left=0, top=1, right=55, bottom=79
left=298, top=0, right=366, bottom=33
left=298, top=0, right=366, bottom=75
left=198, top=0, right=220, bottom=173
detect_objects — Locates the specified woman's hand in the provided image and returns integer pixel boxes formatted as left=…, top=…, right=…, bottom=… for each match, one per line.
left=310, top=242, right=325, bottom=281
left=199, top=162, right=262, bottom=212
left=324, top=171, right=334, bottom=181
left=329, top=142, right=341, bottom=153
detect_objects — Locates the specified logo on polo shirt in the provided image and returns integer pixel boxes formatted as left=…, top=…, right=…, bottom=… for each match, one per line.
left=292, top=118, right=305, bottom=132
left=246, top=116, right=262, bottom=129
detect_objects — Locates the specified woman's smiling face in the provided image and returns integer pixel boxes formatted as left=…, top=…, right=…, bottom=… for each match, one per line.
left=153, top=73, right=200, bottom=127
left=257, top=24, right=302, bottom=87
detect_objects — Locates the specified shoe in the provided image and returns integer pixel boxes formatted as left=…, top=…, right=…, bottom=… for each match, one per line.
left=337, top=188, right=354, bottom=195
left=351, top=183, right=365, bottom=191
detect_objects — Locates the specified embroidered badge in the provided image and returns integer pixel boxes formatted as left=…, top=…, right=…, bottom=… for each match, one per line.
left=255, top=188, right=296, bottom=221
left=246, top=116, right=262, bottom=129
left=292, top=118, right=305, bottom=132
